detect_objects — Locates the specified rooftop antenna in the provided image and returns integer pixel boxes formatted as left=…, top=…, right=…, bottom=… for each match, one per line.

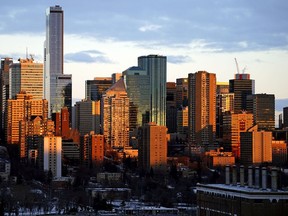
left=234, top=58, right=240, bottom=74
left=242, top=66, right=247, bottom=74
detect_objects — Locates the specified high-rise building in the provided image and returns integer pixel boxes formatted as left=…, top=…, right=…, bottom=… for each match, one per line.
left=74, top=100, right=101, bottom=136
left=122, top=67, right=150, bottom=128
left=246, top=94, right=275, bottom=131
left=166, top=82, right=177, bottom=133
left=85, top=77, right=112, bottom=101
left=223, top=111, right=254, bottom=157
left=112, top=73, right=122, bottom=84
left=177, top=107, right=188, bottom=136
left=10, top=58, right=43, bottom=100
left=44, top=5, right=72, bottom=116
left=81, top=132, right=104, bottom=168
left=229, top=73, right=255, bottom=113
left=176, top=78, right=188, bottom=109
left=101, top=78, right=129, bottom=149
left=240, top=125, right=272, bottom=165
left=283, top=107, right=288, bottom=128
left=6, top=92, right=48, bottom=145
left=138, top=55, right=167, bottom=126
left=38, top=135, right=62, bottom=177
left=138, top=122, right=167, bottom=173
left=0, top=57, right=13, bottom=134
left=52, top=106, right=70, bottom=138
left=272, top=140, right=287, bottom=166
left=188, top=71, right=216, bottom=150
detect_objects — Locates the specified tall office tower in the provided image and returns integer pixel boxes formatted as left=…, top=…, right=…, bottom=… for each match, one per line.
left=6, top=92, right=48, bottom=145
left=44, top=5, right=72, bottom=116
left=223, top=111, right=254, bottom=157
left=74, top=100, right=101, bottom=136
left=112, top=73, right=122, bottom=84
left=102, top=78, right=129, bottom=149
left=38, top=135, right=62, bottom=177
left=85, top=77, right=112, bottom=101
left=246, top=94, right=275, bottom=131
left=138, top=55, right=167, bottom=126
left=188, top=71, right=216, bottom=150
left=240, top=125, right=272, bottom=166
left=0, top=57, right=13, bottom=134
left=272, top=140, right=287, bottom=166
left=176, top=78, right=188, bottom=109
left=229, top=73, right=255, bottom=113
left=81, top=132, right=104, bottom=168
left=122, top=66, right=150, bottom=129
left=177, top=107, right=188, bottom=136
left=138, top=122, right=167, bottom=173
left=283, top=107, right=288, bottom=128
left=10, top=58, right=43, bottom=100
left=216, top=93, right=234, bottom=139
left=166, top=82, right=177, bottom=133
left=19, top=117, right=54, bottom=159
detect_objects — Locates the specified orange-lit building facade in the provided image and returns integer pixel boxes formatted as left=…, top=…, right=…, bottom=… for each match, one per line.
left=102, top=78, right=129, bottom=149
left=272, top=140, right=287, bottom=166
left=6, top=92, right=48, bottom=145
left=223, top=111, right=254, bottom=157
left=188, top=71, right=216, bottom=150
left=138, top=122, right=167, bottom=173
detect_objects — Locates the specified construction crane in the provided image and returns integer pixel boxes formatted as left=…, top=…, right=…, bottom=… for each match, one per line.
left=234, top=58, right=240, bottom=74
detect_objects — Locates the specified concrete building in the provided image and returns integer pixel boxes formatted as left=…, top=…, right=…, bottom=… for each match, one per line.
left=6, top=92, right=48, bottom=145
left=85, top=77, right=112, bottom=101
left=138, top=122, right=167, bottom=173
left=38, top=135, right=62, bottom=178
left=10, top=58, right=43, bottom=100
left=44, top=5, right=72, bottom=116
left=229, top=73, right=255, bottom=113
left=247, top=93, right=275, bottom=131
left=81, top=132, right=104, bottom=168
left=138, top=55, right=167, bottom=126
left=74, top=100, right=101, bottom=136
left=102, top=78, right=130, bottom=149
left=188, top=71, right=216, bottom=150
left=240, top=125, right=272, bottom=165
left=197, top=166, right=288, bottom=216
left=223, top=111, right=254, bottom=157
left=205, top=149, right=235, bottom=167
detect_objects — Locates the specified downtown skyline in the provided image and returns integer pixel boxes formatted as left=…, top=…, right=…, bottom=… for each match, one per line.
left=0, top=0, right=288, bottom=109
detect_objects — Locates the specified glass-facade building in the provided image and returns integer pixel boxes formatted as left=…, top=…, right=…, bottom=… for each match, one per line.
left=123, top=66, right=150, bottom=128
left=85, top=77, right=112, bottom=101
left=44, top=5, right=71, bottom=116
left=138, top=55, right=167, bottom=126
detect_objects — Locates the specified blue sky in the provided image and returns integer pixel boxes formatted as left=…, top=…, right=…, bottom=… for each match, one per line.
left=1, top=0, right=288, bottom=108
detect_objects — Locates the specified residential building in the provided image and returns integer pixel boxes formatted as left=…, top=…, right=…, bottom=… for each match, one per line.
left=138, top=55, right=167, bottom=126
left=188, top=71, right=216, bottom=150
left=101, top=78, right=129, bottom=149
left=138, top=122, right=167, bottom=173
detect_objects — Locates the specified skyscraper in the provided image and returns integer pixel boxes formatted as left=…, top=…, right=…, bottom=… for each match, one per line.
left=176, top=78, right=188, bottom=109
left=246, top=93, right=275, bottom=131
left=101, top=78, right=130, bottom=149
left=10, top=58, right=43, bottom=100
left=166, top=82, right=177, bottom=133
left=283, top=107, right=288, bottom=128
left=44, top=5, right=72, bottom=116
left=138, top=55, right=167, bottom=126
left=188, top=71, right=216, bottom=150
left=229, top=73, right=255, bottom=113
left=85, top=77, right=112, bottom=101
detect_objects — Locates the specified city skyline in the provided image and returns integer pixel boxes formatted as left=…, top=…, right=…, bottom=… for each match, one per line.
left=0, top=1, right=288, bottom=108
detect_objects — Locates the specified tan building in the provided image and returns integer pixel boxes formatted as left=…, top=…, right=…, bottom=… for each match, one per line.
left=188, top=71, right=216, bottom=150
left=240, top=125, right=272, bottom=165
left=10, top=58, right=43, bottom=100
left=138, top=122, right=167, bottom=173
left=223, top=111, right=254, bottom=158
left=6, top=92, right=48, bottom=145
left=102, top=78, right=129, bottom=149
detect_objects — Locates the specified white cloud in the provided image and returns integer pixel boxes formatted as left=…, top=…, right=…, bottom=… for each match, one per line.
left=139, top=24, right=162, bottom=32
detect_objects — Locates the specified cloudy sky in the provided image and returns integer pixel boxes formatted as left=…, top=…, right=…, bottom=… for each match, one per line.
left=1, top=0, right=288, bottom=108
